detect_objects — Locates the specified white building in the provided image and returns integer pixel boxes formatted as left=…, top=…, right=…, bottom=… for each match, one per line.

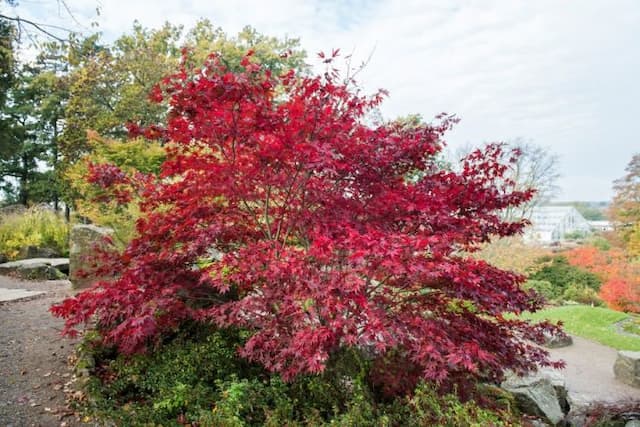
left=588, top=220, right=613, bottom=232
left=525, top=206, right=592, bottom=244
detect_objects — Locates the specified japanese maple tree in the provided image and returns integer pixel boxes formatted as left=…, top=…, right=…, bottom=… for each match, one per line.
left=52, top=51, right=562, bottom=394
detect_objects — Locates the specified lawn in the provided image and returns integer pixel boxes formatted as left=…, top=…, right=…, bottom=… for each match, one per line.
left=522, top=305, right=640, bottom=351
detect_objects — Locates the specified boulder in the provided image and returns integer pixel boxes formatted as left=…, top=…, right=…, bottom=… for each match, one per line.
left=69, top=224, right=116, bottom=289
left=18, top=262, right=66, bottom=280
left=0, top=258, right=69, bottom=280
left=18, top=245, right=61, bottom=259
left=564, top=393, right=590, bottom=427
left=542, top=330, right=573, bottom=349
left=0, top=204, right=27, bottom=217
left=0, top=253, right=7, bottom=264
left=539, top=368, right=569, bottom=414
left=502, top=371, right=565, bottom=425
left=614, top=351, right=640, bottom=388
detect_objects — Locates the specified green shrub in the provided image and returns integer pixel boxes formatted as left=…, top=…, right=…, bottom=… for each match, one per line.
left=562, top=284, right=603, bottom=306
left=589, top=236, right=612, bottom=251
left=523, top=279, right=555, bottom=302
left=528, top=256, right=601, bottom=300
left=0, top=207, right=69, bottom=259
left=79, top=325, right=522, bottom=426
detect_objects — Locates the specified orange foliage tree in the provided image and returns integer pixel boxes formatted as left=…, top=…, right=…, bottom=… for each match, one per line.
left=566, top=246, right=640, bottom=312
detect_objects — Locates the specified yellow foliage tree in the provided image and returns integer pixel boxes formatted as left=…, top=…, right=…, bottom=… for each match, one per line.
left=65, top=132, right=165, bottom=246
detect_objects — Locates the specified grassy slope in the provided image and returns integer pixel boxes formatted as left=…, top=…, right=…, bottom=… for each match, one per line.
left=522, top=305, right=640, bottom=351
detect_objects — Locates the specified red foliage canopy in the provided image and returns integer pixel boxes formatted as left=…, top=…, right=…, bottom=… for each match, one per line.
left=52, top=52, right=561, bottom=394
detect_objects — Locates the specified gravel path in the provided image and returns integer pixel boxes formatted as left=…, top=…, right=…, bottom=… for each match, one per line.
left=0, top=275, right=91, bottom=427
left=547, top=335, right=639, bottom=405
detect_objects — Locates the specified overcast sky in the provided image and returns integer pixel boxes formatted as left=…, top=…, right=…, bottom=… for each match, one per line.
left=12, top=0, right=640, bottom=202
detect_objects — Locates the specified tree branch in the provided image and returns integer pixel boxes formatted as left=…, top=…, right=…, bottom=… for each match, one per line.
left=0, top=14, right=71, bottom=43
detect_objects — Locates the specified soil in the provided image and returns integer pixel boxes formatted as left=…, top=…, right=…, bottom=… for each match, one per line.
left=0, top=275, right=93, bottom=427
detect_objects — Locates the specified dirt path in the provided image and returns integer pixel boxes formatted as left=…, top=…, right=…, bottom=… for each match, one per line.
left=547, top=335, right=640, bottom=405
left=0, top=275, right=91, bottom=427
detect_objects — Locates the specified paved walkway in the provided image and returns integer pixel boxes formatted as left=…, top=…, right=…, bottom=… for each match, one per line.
left=547, top=335, right=639, bottom=404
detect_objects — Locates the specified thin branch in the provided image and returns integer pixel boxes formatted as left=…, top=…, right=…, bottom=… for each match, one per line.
left=59, top=0, right=85, bottom=29
left=0, top=14, right=70, bottom=43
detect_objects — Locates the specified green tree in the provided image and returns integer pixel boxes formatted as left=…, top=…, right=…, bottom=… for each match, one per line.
left=0, top=38, right=72, bottom=206
left=184, top=20, right=307, bottom=75
left=0, top=17, right=15, bottom=164
left=0, top=63, right=57, bottom=204
left=610, top=153, right=640, bottom=244
left=60, top=20, right=307, bottom=167
left=528, top=255, right=602, bottom=300
left=58, top=20, right=307, bottom=212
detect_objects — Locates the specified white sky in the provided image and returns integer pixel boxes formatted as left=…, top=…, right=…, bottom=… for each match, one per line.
left=10, top=0, right=640, bottom=202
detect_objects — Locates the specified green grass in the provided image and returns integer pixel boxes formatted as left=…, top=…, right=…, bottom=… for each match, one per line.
left=522, top=305, right=640, bottom=351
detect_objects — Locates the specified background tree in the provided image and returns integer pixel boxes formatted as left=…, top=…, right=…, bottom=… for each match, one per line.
left=184, top=20, right=307, bottom=75
left=610, top=153, right=640, bottom=247
left=0, top=63, right=53, bottom=204
left=58, top=20, right=307, bottom=213
left=0, top=17, right=14, bottom=162
left=0, top=42, right=70, bottom=206
left=566, top=245, right=640, bottom=312
left=450, top=139, right=560, bottom=221
left=60, top=20, right=307, bottom=165
left=500, top=139, right=560, bottom=221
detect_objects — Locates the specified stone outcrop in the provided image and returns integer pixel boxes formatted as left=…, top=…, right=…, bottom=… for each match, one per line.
left=542, top=330, right=573, bottom=349
left=18, top=245, right=61, bottom=259
left=502, top=370, right=567, bottom=425
left=0, top=258, right=69, bottom=280
left=614, top=351, right=640, bottom=388
left=69, top=224, right=115, bottom=289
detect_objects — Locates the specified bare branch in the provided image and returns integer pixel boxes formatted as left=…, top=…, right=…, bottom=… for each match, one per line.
left=0, top=14, right=71, bottom=43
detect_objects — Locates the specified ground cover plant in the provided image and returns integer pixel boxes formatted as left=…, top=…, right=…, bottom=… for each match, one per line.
left=52, top=51, right=562, bottom=424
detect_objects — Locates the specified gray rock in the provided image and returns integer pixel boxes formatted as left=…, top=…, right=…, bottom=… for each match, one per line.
left=69, top=224, right=116, bottom=289
left=502, top=371, right=565, bottom=425
left=626, top=420, right=640, bottom=427
left=18, top=263, right=66, bottom=280
left=614, top=351, right=640, bottom=388
left=542, top=330, right=573, bottom=349
left=18, top=245, right=61, bottom=259
left=0, top=258, right=69, bottom=280
left=539, top=368, right=569, bottom=414
left=0, top=204, right=26, bottom=217
left=564, top=393, right=590, bottom=427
